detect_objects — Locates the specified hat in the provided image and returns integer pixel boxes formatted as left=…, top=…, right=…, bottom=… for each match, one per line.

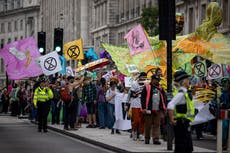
left=151, top=74, right=161, bottom=81
left=174, top=71, right=190, bottom=82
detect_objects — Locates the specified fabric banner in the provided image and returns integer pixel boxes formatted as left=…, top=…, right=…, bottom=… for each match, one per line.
left=0, top=37, right=43, bottom=80
left=58, top=56, right=66, bottom=74
left=113, top=93, right=131, bottom=130
left=66, top=66, right=74, bottom=76
left=124, top=77, right=134, bottom=88
left=207, top=64, right=223, bottom=80
left=191, top=102, right=215, bottom=125
left=39, top=51, right=62, bottom=76
left=63, top=38, right=84, bottom=60
left=192, top=60, right=207, bottom=78
left=124, top=24, right=151, bottom=56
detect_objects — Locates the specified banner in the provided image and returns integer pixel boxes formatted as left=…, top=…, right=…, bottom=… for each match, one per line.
left=192, top=60, right=207, bottom=77
left=126, top=64, right=139, bottom=74
left=0, top=37, right=43, bottom=80
left=207, top=64, right=223, bottom=80
left=39, top=51, right=62, bottom=76
left=58, top=56, right=66, bottom=74
left=63, top=38, right=84, bottom=60
left=124, top=24, right=151, bottom=56
left=124, top=77, right=134, bottom=88
left=66, top=66, right=74, bottom=76
left=113, top=93, right=131, bottom=130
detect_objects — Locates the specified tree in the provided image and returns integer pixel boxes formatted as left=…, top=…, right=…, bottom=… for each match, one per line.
left=140, top=7, right=159, bottom=37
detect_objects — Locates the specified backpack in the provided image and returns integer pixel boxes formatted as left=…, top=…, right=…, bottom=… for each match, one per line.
left=60, top=86, right=71, bottom=102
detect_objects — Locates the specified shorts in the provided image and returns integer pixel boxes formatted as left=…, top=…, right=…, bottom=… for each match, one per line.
left=86, top=102, right=95, bottom=114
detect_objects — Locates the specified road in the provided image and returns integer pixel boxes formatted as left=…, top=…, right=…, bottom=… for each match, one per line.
left=0, top=116, right=115, bottom=153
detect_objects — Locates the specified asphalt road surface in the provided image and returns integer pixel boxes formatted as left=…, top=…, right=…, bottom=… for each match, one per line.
left=0, top=116, right=115, bottom=153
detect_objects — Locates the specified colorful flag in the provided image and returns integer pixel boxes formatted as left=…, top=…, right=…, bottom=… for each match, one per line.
left=39, top=51, right=62, bottom=76
left=124, top=24, right=151, bottom=56
left=63, top=38, right=84, bottom=60
left=0, top=37, right=43, bottom=80
left=192, top=60, right=207, bottom=78
left=66, top=66, right=74, bottom=76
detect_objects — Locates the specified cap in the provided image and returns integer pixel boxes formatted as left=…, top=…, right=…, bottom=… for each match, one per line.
left=151, top=74, right=161, bottom=81
left=174, top=71, right=190, bottom=82
left=139, top=72, right=147, bottom=78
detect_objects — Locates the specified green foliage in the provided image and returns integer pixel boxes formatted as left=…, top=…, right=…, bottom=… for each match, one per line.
left=140, top=7, right=159, bottom=37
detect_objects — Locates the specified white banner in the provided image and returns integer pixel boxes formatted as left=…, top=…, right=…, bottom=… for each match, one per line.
left=113, top=93, right=131, bottom=130
left=207, top=64, right=223, bottom=80
left=126, top=64, right=139, bottom=73
left=66, top=66, right=74, bottom=76
left=39, top=51, right=62, bottom=76
left=124, top=77, right=135, bottom=88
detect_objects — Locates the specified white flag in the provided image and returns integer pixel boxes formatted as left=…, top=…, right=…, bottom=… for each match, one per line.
left=39, top=51, right=62, bottom=76
left=66, top=66, right=74, bottom=76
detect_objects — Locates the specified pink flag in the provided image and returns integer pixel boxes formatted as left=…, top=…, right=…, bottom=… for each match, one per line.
left=124, top=24, right=151, bottom=56
left=0, top=37, right=43, bottom=80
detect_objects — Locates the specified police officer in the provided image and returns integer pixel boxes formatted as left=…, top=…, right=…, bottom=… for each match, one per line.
left=167, top=71, right=195, bottom=153
left=33, top=77, right=53, bottom=132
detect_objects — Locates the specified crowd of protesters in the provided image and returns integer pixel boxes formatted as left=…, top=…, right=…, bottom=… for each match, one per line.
left=0, top=68, right=229, bottom=150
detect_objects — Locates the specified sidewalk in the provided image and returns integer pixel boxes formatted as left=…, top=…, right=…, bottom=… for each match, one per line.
left=46, top=123, right=216, bottom=153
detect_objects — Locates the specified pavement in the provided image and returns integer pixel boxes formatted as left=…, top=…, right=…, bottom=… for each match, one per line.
left=45, top=123, right=216, bottom=153
left=0, top=114, right=217, bottom=153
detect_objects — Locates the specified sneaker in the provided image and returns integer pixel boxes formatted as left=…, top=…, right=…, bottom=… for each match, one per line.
left=64, top=127, right=69, bottom=130
left=43, top=129, right=48, bottom=133
left=153, top=140, right=161, bottom=145
left=86, top=124, right=93, bottom=128
left=145, top=139, right=150, bottom=144
left=70, top=128, right=78, bottom=131
left=99, top=126, right=105, bottom=129
left=116, top=131, right=121, bottom=134
left=111, top=130, right=114, bottom=134
left=139, top=134, right=145, bottom=141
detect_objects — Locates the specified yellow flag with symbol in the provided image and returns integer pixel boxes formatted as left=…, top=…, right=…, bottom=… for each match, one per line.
left=63, top=38, right=84, bottom=60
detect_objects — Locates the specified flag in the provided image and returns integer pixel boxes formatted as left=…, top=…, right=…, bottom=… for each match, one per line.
left=58, top=56, right=66, bottom=74
left=124, top=24, right=151, bottom=56
left=207, top=64, right=223, bottom=80
left=39, top=51, right=62, bottom=76
left=0, top=37, right=43, bottom=80
left=192, top=60, right=207, bottom=78
left=63, top=38, right=84, bottom=60
left=126, top=64, right=139, bottom=74
left=66, top=66, right=74, bottom=76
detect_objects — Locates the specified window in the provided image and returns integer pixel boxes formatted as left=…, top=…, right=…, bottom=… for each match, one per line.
left=14, top=20, right=18, bottom=31
left=0, top=23, right=4, bottom=33
left=223, top=0, right=229, bottom=27
left=20, top=19, right=23, bottom=30
left=14, top=37, right=17, bottom=41
left=8, top=22, right=12, bottom=32
left=7, top=38, right=11, bottom=44
left=201, top=4, right=206, bottom=23
left=189, top=7, right=195, bottom=33
left=118, top=32, right=125, bottom=46
left=1, top=59, right=4, bottom=73
left=1, top=39, right=4, bottom=49
left=20, top=36, right=23, bottom=40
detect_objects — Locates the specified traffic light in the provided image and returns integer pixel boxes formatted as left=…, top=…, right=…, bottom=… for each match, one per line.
left=54, top=28, right=63, bottom=55
left=38, top=32, right=46, bottom=55
left=159, top=0, right=176, bottom=40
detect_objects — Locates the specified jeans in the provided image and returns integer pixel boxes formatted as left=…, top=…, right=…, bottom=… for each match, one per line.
left=51, top=99, right=61, bottom=124
left=64, top=101, right=76, bottom=129
left=106, top=103, right=115, bottom=129
left=98, top=102, right=106, bottom=127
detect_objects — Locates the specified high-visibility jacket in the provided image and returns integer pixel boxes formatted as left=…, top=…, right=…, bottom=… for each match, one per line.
left=175, top=90, right=195, bottom=122
left=33, top=87, right=53, bottom=107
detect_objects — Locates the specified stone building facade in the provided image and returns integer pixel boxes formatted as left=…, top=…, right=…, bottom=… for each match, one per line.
left=0, top=0, right=40, bottom=86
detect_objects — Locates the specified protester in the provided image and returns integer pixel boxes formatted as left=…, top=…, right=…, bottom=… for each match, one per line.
left=9, top=83, right=20, bottom=116
left=51, top=79, right=61, bottom=124
left=167, top=71, right=195, bottom=153
left=97, top=77, right=107, bottom=129
left=33, top=77, right=53, bottom=132
left=128, top=72, right=147, bottom=141
left=106, top=80, right=120, bottom=134
left=141, top=74, right=167, bottom=144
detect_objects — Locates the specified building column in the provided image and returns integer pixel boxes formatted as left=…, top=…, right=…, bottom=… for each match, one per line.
left=80, top=0, right=89, bottom=46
